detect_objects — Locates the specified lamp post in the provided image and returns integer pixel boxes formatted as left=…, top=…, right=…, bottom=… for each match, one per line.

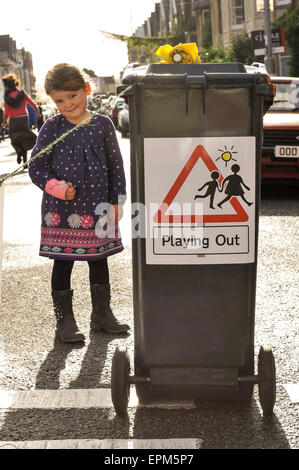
left=264, top=0, right=275, bottom=74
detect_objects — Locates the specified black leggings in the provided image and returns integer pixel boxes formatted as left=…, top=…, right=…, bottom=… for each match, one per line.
left=51, top=259, right=109, bottom=291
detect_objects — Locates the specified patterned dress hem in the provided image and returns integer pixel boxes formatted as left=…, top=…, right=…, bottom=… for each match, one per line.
left=39, top=244, right=124, bottom=261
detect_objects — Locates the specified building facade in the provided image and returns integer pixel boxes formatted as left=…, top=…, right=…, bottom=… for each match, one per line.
left=192, top=0, right=298, bottom=74
left=0, top=35, right=36, bottom=100
left=134, top=0, right=198, bottom=40
left=132, top=0, right=298, bottom=75
left=205, top=0, right=297, bottom=48
left=88, top=76, right=116, bottom=96
left=130, top=0, right=198, bottom=64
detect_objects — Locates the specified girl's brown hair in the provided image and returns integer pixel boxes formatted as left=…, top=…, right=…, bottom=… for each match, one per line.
left=1, top=73, right=20, bottom=89
left=44, top=63, right=86, bottom=95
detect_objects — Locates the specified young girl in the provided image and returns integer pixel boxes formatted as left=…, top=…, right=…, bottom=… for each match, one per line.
left=29, top=63, right=129, bottom=343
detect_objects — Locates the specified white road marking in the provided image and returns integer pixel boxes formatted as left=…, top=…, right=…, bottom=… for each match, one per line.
left=0, top=438, right=200, bottom=449
left=283, top=384, right=299, bottom=404
left=0, top=388, right=198, bottom=450
left=1, top=384, right=298, bottom=411
left=0, top=387, right=195, bottom=410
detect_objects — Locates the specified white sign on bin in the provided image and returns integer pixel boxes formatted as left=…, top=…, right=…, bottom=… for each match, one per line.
left=144, top=137, right=256, bottom=265
left=0, top=184, right=4, bottom=301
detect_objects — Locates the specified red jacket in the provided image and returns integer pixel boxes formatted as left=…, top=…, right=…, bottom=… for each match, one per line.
left=4, top=90, right=37, bottom=119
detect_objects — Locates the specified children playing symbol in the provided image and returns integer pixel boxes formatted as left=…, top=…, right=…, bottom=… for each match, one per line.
left=194, top=170, right=220, bottom=209
left=218, top=164, right=253, bottom=208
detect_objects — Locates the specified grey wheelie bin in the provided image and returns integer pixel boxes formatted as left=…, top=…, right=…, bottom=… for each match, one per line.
left=111, top=63, right=276, bottom=417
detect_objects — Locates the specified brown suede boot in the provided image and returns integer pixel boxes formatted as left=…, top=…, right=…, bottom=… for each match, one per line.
left=90, top=284, right=129, bottom=334
left=52, top=289, right=85, bottom=343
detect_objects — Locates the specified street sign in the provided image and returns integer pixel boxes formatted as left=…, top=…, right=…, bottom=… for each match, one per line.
left=275, top=0, right=291, bottom=6
left=144, top=137, right=256, bottom=265
left=251, top=27, right=286, bottom=56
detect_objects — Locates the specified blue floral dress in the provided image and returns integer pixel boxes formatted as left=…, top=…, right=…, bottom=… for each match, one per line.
left=29, top=113, right=126, bottom=261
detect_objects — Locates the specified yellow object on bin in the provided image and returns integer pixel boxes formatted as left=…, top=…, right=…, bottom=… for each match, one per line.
left=155, top=43, right=200, bottom=64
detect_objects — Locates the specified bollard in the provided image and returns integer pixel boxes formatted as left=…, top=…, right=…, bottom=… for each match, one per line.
left=0, top=183, right=4, bottom=303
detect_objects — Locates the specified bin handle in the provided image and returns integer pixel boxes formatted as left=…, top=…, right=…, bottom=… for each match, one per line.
left=139, top=73, right=187, bottom=85
left=184, top=73, right=258, bottom=88
left=184, top=74, right=207, bottom=115
left=184, top=75, right=206, bottom=87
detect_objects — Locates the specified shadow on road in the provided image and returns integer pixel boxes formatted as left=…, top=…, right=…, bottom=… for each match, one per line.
left=0, top=397, right=291, bottom=448
left=34, top=333, right=85, bottom=390
left=131, top=398, right=291, bottom=449
left=34, top=329, right=129, bottom=390
left=260, top=180, right=299, bottom=217
left=67, top=331, right=126, bottom=390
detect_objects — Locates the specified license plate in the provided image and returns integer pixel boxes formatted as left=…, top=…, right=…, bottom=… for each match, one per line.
left=275, top=145, right=299, bottom=158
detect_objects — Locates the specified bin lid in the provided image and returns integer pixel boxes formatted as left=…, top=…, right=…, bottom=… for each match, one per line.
left=122, top=63, right=247, bottom=82
left=119, top=62, right=275, bottom=112
left=145, top=63, right=247, bottom=75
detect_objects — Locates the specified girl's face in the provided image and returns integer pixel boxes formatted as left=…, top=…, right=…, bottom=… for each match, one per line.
left=50, top=87, right=89, bottom=124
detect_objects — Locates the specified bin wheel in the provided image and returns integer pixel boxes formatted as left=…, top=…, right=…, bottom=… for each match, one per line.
left=258, top=346, right=276, bottom=417
left=111, top=346, right=130, bottom=416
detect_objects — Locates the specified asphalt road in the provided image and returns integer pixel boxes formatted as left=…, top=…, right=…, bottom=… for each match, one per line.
left=0, top=134, right=298, bottom=450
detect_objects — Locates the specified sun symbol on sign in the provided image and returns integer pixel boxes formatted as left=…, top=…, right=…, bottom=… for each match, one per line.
left=216, top=145, right=238, bottom=167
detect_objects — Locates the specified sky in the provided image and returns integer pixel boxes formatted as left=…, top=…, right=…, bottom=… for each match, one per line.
left=0, top=0, right=157, bottom=91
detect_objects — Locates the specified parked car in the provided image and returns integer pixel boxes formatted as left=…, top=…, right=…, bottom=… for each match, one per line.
left=41, top=105, right=56, bottom=120
left=262, top=76, right=299, bottom=180
left=117, top=103, right=129, bottom=137
left=108, top=97, right=125, bottom=127
left=100, top=95, right=116, bottom=116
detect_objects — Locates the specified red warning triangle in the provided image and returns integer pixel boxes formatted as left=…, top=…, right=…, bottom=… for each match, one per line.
left=153, top=145, right=249, bottom=224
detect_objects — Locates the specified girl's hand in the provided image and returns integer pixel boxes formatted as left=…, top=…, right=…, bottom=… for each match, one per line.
left=109, top=204, right=123, bottom=223
left=65, top=182, right=76, bottom=200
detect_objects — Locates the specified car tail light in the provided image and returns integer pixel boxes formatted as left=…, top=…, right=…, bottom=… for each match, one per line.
left=266, top=76, right=276, bottom=96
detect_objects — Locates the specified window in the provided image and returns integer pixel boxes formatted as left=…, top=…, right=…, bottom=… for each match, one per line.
left=230, top=0, right=245, bottom=28
left=202, top=9, right=210, bottom=25
left=256, top=0, right=274, bottom=12
left=202, top=9, right=212, bottom=48
left=270, top=81, right=299, bottom=112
